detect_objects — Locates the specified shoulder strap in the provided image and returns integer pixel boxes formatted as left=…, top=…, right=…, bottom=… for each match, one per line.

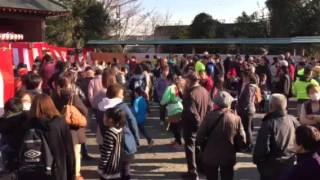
left=206, top=112, right=224, bottom=137
left=114, top=102, right=126, bottom=113
left=115, top=102, right=124, bottom=108
left=68, top=94, right=74, bottom=106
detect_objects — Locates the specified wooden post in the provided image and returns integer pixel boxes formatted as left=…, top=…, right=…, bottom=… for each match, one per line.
left=192, top=46, right=196, bottom=54
left=121, top=45, right=126, bottom=53
left=236, top=46, right=240, bottom=54
left=154, top=45, right=159, bottom=54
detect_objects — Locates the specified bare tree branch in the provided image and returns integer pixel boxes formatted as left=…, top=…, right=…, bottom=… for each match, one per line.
left=102, top=0, right=172, bottom=39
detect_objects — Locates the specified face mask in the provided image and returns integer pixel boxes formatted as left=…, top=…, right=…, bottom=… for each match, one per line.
left=310, top=93, right=320, bottom=101
left=22, top=103, right=31, bottom=111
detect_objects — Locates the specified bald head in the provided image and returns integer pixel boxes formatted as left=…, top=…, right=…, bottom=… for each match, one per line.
left=269, top=94, right=287, bottom=112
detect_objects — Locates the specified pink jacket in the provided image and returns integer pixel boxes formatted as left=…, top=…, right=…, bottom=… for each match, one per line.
left=88, top=75, right=104, bottom=108
left=41, top=62, right=55, bottom=89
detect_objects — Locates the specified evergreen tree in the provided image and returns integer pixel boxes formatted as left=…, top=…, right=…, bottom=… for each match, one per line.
left=46, top=0, right=111, bottom=48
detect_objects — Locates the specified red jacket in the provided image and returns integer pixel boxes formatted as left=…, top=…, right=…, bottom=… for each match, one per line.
left=200, top=76, right=214, bottom=93
left=288, top=64, right=295, bottom=81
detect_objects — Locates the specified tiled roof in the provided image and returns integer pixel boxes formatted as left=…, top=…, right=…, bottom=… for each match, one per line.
left=0, top=0, right=69, bottom=16
left=87, top=36, right=320, bottom=46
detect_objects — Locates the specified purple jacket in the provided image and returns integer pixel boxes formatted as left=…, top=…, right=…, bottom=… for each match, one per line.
left=156, top=77, right=169, bottom=100
left=279, top=151, right=320, bottom=180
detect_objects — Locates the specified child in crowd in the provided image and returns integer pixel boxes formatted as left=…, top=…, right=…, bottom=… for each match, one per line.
left=155, top=65, right=170, bottom=125
left=98, top=107, right=125, bottom=180
left=114, top=67, right=126, bottom=86
left=132, top=87, right=154, bottom=146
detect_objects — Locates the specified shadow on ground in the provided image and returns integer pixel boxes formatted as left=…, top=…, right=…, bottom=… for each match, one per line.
left=82, top=103, right=264, bottom=180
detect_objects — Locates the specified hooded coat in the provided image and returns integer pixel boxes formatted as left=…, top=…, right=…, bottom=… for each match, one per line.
left=97, top=97, right=140, bottom=155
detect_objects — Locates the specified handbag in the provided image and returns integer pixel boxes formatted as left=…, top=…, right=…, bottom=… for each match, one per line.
left=167, top=112, right=182, bottom=123
left=62, top=95, right=87, bottom=128
left=234, top=133, right=247, bottom=152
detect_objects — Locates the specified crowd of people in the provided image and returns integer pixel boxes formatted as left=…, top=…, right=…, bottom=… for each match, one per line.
left=0, top=51, right=319, bottom=180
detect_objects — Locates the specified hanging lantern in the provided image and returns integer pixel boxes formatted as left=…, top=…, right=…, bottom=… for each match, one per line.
left=13, top=34, right=18, bottom=41
left=4, top=33, right=10, bottom=41
left=0, top=33, right=24, bottom=41
left=0, top=34, right=4, bottom=41
left=9, top=33, right=14, bottom=40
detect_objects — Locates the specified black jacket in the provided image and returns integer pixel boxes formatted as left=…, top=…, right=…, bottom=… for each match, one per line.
left=253, top=111, right=300, bottom=167
left=276, top=74, right=291, bottom=96
left=256, top=64, right=272, bottom=88
left=77, top=77, right=93, bottom=107
left=0, top=112, right=29, bottom=171
left=0, top=114, right=75, bottom=180
left=51, top=91, right=88, bottom=144
left=28, top=117, right=75, bottom=180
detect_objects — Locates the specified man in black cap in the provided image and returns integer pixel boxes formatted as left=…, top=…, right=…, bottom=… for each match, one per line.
left=181, top=72, right=212, bottom=180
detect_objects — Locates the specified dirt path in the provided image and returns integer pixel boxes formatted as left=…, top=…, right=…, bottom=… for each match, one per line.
left=82, top=102, right=264, bottom=179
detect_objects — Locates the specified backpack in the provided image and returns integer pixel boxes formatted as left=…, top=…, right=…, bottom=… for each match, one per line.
left=206, top=62, right=215, bottom=76
left=130, top=75, right=146, bottom=91
left=18, top=128, right=54, bottom=176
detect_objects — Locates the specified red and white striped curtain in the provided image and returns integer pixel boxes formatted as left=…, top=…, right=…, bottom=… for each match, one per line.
left=10, top=42, right=93, bottom=69
left=12, top=42, right=49, bottom=70
left=0, top=42, right=94, bottom=112
left=0, top=42, right=15, bottom=115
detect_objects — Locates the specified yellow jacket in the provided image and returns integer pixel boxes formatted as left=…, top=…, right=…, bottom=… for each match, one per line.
left=293, top=78, right=319, bottom=100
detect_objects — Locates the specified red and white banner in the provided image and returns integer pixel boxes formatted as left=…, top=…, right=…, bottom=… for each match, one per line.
left=48, top=45, right=70, bottom=62
left=10, top=42, right=93, bottom=66
left=0, top=42, right=15, bottom=115
left=11, top=42, right=49, bottom=70
left=0, top=41, right=94, bottom=110
left=32, top=42, right=48, bottom=60
left=12, top=42, right=31, bottom=70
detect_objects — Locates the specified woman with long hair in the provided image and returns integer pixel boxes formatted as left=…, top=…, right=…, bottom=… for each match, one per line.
left=19, top=94, right=75, bottom=180
left=51, top=76, right=88, bottom=180
left=236, top=71, right=258, bottom=151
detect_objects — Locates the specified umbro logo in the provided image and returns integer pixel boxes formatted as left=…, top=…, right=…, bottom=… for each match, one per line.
left=24, top=149, right=41, bottom=159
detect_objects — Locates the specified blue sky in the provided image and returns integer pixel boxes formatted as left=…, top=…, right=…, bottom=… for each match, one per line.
left=141, top=0, right=266, bottom=24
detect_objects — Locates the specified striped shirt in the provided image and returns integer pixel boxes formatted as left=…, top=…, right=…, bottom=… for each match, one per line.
left=98, top=127, right=123, bottom=179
